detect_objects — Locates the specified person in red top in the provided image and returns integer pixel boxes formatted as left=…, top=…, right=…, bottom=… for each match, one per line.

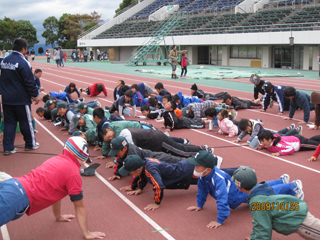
left=308, top=144, right=320, bottom=162
left=0, top=137, right=105, bottom=239
left=180, top=53, right=188, bottom=79
left=80, top=82, right=107, bottom=97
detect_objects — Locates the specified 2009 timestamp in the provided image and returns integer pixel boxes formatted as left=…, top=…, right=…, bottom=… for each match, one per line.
left=251, top=202, right=299, bottom=211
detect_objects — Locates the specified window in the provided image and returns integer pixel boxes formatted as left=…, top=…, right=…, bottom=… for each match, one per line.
left=230, top=46, right=261, bottom=59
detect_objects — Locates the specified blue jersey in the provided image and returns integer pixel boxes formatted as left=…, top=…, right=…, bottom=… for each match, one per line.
left=50, top=92, right=69, bottom=102
left=176, top=91, right=203, bottom=109
left=196, top=167, right=248, bottom=224
left=0, top=51, right=38, bottom=105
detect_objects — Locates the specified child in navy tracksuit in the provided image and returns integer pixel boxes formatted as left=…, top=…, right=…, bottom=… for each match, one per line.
left=155, top=82, right=171, bottom=96
left=283, top=86, right=315, bottom=123
left=113, top=80, right=125, bottom=100
left=180, top=53, right=188, bottom=78
left=186, top=154, right=303, bottom=229
left=261, top=82, right=290, bottom=114
left=64, top=82, right=81, bottom=98
left=162, top=101, right=207, bottom=131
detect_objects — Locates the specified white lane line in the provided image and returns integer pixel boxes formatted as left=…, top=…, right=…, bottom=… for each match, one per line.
left=1, top=225, right=10, bottom=240
left=35, top=119, right=175, bottom=240
left=191, top=129, right=320, bottom=174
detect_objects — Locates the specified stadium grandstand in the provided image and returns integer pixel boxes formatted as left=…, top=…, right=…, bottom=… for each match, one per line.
left=78, top=0, right=320, bottom=70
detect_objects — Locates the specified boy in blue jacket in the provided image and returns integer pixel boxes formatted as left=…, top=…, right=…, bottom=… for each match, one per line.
left=233, top=166, right=319, bottom=240
left=186, top=153, right=303, bottom=229
left=173, top=91, right=203, bottom=109
left=283, top=86, right=315, bottom=123
left=113, top=80, right=125, bottom=100
left=130, top=84, right=144, bottom=107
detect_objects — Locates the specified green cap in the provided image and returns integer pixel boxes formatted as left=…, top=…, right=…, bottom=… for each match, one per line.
left=72, top=130, right=83, bottom=137
left=75, top=102, right=87, bottom=112
left=186, top=150, right=217, bottom=168
left=72, top=114, right=82, bottom=126
left=45, top=99, right=54, bottom=108
left=118, top=155, right=143, bottom=176
left=51, top=108, right=59, bottom=121
left=108, top=136, right=128, bottom=156
left=57, top=102, right=67, bottom=108
left=181, top=107, right=189, bottom=117
left=231, top=166, right=257, bottom=189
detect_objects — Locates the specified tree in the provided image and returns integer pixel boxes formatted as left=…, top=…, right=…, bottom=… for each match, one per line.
left=38, top=47, right=44, bottom=55
left=16, top=20, right=39, bottom=47
left=115, top=0, right=137, bottom=15
left=91, top=11, right=103, bottom=23
left=83, top=22, right=98, bottom=32
left=62, top=14, right=92, bottom=40
left=57, top=13, right=70, bottom=48
left=0, top=20, right=12, bottom=49
left=42, top=16, right=58, bottom=49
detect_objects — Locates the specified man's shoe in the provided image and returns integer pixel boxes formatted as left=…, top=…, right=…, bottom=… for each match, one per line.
left=4, top=148, right=17, bottom=156
left=25, top=142, right=40, bottom=151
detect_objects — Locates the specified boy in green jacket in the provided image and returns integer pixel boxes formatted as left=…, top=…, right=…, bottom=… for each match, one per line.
left=72, top=114, right=97, bottom=145
left=232, top=166, right=320, bottom=240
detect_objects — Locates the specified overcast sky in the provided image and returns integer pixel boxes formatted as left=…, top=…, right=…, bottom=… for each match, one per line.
left=0, top=0, right=123, bottom=44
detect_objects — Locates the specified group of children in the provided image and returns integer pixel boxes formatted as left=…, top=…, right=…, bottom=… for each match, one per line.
left=28, top=72, right=320, bottom=239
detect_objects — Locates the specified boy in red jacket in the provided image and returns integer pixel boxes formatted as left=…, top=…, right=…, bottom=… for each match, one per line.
left=80, top=82, right=107, bottom=97
left=180, top=53, right=188, bottom=79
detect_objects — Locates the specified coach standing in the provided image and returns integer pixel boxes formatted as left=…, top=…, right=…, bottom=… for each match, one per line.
left=0, top=38, right=40, bottom=156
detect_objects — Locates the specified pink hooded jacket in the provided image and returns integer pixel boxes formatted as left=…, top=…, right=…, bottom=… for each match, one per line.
left=218, top=118, right=238, bottom=137
left=262, top=135, right=301, bottom=155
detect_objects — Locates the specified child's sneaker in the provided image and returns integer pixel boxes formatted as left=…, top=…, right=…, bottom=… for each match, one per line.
left=233, top=111, right=238, bottom=120
left=201, top=145, right=208, bottom=151
left=184, top=139, right=191, bottom=145
left=79, top=98, right=85, bottom=102
left=164, top=131, right=170, bottom=137
left=208, top=148, right=214, bottom=154
left=216, top=156, right=223, bottom=168
left=293, top=180, right=304, bottom=200
left=59, top=90, right=63, bottom=93
left=79, top=88, right=83, bottom=93
left=4, top=148, right=17, bottom=156
left=296, top=126, right=303, bottom=135
left=96, top=101, right=101, bottom=107
left=289, top=123, right=295, bottom=130
left=280, top=174, right=290, bottom=184
left=25, top=142, right=40, bottom=151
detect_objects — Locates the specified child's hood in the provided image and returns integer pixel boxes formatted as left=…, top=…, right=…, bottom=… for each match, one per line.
left=248, top=181, right=276, bottom=200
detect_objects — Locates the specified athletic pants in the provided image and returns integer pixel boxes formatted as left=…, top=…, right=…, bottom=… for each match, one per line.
left=3, top=104, right=36, bottom=151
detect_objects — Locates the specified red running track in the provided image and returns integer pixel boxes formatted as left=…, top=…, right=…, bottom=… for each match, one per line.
left=1, top=61, right=319, bottom=240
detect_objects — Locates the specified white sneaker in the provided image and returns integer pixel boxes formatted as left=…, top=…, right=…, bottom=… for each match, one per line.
left=293, top=180, right=304, bottom=200
left=296, top=126, right=303, bottom=135
left=280, top=174, right=290, bottom=184
left=79, top=88, right=83, bottom=93
left=201, top=145, right=208, bottom=151
left=96, top=101, right=101, bottom=107
left=208, top=148, right=214, bottom=154
left=164, top=131, right=170, bottom=137
left=59, top=90, right=63, bottom=93
left=289, top=123, right=295, bottom=130
left=216, top=156, right=223, bottom=168
left=25, top=142, right=40, bottom=151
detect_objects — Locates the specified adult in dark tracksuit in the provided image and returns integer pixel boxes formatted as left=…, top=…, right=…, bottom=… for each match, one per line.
left=119, top=128, right=210, bottom=157
left=107, top=136, right=183, bottom=180
left=118, top=154, right=234, bottom=211
left=0, top=39, right=40, bottom=155
left=0, top=56, right=3, bottom=122
left=283, top=86, right=315, bottom=123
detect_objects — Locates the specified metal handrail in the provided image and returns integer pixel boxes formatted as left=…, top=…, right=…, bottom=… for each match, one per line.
left=78, top=20, right=109, bottom=39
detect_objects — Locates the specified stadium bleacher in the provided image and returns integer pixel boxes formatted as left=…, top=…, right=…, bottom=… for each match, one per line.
left=92, top=0, right=320, bottom=39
